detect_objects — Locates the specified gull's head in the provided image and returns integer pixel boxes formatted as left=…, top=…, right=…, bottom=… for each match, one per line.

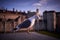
left=35, top=9, right=40, bottom=20
left=35, top=9, right=40, bottom=16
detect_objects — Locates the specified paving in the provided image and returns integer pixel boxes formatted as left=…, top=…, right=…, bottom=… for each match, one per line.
left=0, top=32, right=60, bottom=40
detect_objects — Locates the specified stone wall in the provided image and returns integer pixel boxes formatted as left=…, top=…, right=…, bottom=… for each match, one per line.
left=0, top=13, right=26, bottom=32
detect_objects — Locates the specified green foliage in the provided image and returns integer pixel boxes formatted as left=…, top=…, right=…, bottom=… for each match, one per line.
left=37, top=31, right=60, bottom=39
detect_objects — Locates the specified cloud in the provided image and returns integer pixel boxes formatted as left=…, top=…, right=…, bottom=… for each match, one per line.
left=33, top=0, right=47, bottom=8
left=33, top=3, right=41, bottom=7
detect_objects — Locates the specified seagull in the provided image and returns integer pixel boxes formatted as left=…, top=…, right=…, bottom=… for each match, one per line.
left=13, top=9, right=40, bottom=32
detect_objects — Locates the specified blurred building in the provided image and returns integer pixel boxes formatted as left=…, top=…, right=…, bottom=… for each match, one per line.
left=56, top=12, right=60, bottom=33
left=27, top=11, right=36, bottom=18
left=0, top=8, right=27, bottom=32
left=43, top=11, right=60, bottom=33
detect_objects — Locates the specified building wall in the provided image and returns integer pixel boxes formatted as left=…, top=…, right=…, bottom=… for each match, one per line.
left=0, top=11, right=27, bottom=32
left=47, top=12, right=54, bottom=32
left=0, top=22, right=3, bottom=32
left=5, top=22, right=12, bottom=32
left=43, top=11, right=56, bottom=32
left=34, top=20, right=45, bottom=31
left=27, top=11, right=36, bottom=18
left=43, top=11, right=47, bottom=30
left=56, top=13, right=60, bottom=33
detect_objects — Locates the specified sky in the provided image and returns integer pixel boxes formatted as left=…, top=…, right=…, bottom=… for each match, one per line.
left=0, top=0, right=60, bottom=15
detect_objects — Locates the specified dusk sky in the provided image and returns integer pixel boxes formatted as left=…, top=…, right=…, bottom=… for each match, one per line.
left=0, top=0, right=60, bottom=15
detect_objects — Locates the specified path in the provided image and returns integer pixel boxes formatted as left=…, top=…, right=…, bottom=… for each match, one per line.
left=0, top=32, right=60, bottom=40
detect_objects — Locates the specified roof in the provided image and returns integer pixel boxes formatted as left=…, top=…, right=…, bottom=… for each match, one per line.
left=0, top=16, right=20, bottom=22
left=0, top=9, right=27, bottom=15
left=43, top=10, right=55, bottom=13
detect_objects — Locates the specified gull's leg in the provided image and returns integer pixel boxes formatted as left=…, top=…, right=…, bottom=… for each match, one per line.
left=27, top=27, right=30, bottom=33
left=27, top=26, right=32, bottom=33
